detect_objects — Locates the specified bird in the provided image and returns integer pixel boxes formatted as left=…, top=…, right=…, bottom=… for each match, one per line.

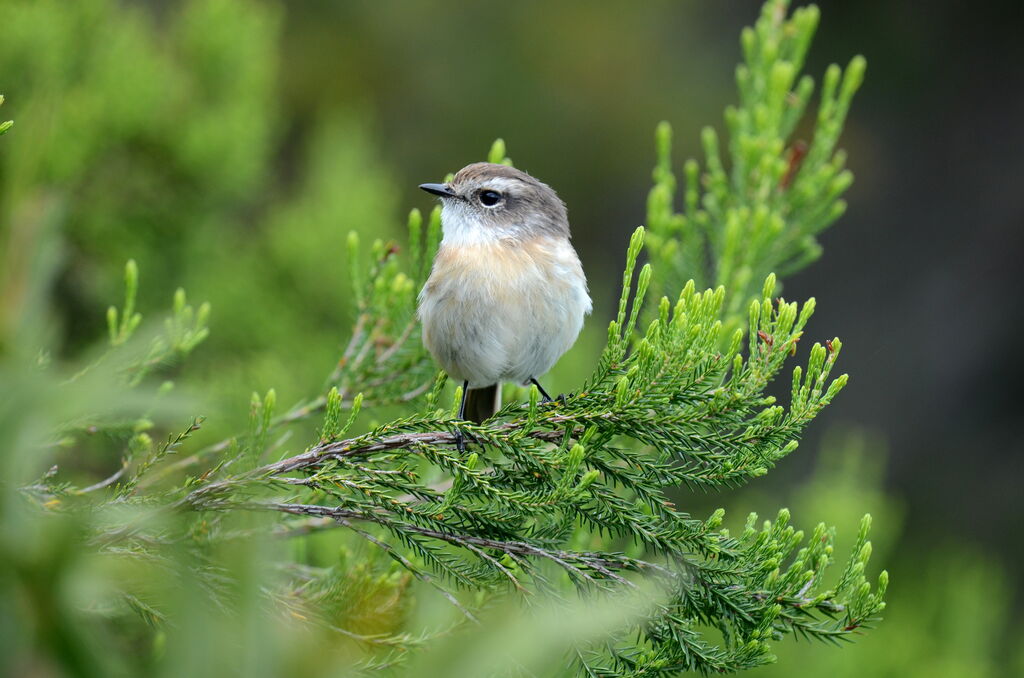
left=417, top=162, right=591, bottom=447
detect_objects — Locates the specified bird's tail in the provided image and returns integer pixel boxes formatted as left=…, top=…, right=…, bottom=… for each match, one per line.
left=463, top=384, right=501, bottom=424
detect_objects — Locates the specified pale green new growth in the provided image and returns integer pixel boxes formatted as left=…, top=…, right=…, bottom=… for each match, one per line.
left=646, top=1, right=865, bottom=328
left=0, top=94, right=11, bottom=135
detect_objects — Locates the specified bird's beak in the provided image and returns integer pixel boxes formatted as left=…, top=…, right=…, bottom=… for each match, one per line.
left=419, top=183, right=459, bottom=199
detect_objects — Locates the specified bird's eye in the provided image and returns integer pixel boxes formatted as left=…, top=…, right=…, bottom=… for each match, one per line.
left=479, top=189, right=503, bottom=207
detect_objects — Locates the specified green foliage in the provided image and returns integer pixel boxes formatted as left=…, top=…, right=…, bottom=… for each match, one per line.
left=645, top=1, right=865, bottom=326
left=0, top=94, right=11, bottom=136
left=0, top=0, right=400, bottom=434
left=747, top=435, right=1024, bottom=678
left=0, top=1, right=894, bottom=676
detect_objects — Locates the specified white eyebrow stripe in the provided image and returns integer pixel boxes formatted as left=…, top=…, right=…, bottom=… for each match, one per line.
left=479, top=177, right=522, bottom=193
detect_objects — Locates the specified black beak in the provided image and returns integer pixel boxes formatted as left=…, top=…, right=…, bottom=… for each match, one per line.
left=419, top=183, right=459, bottom=199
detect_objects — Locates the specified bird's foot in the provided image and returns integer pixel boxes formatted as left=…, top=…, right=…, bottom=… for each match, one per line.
left=454, top=428, right=479, bottom=454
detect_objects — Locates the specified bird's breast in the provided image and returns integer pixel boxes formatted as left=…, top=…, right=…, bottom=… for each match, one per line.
left=418, top=236, right=591, bottom=386
left=420, top=237, right=585, bottom=307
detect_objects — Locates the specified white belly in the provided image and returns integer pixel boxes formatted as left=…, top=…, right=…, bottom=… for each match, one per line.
left=418, top=237, right=591, bottom=388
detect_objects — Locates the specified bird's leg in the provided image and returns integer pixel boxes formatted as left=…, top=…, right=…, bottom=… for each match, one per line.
left=455, top=380, right=469, bottom=453
left=529, top=378, right=555, bottom=403
left=530, top=378, right=570, bottom=406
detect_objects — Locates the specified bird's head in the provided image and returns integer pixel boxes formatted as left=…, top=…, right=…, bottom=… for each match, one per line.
left=420, top=162, right=569, bottom=246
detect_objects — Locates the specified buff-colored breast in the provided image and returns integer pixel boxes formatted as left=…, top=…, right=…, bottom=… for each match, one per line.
left=418, top=236, right=591, bottom=388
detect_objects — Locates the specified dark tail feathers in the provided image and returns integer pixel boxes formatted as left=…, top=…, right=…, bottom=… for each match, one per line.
left=463, top=384, right=501, bottom=423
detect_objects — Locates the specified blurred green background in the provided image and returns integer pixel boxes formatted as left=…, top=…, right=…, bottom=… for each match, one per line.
left=2, top=0, right=1022, bottom=674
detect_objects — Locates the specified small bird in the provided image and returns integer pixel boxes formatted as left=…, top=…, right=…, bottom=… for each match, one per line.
left=418, top=162, right=592, bottom=440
